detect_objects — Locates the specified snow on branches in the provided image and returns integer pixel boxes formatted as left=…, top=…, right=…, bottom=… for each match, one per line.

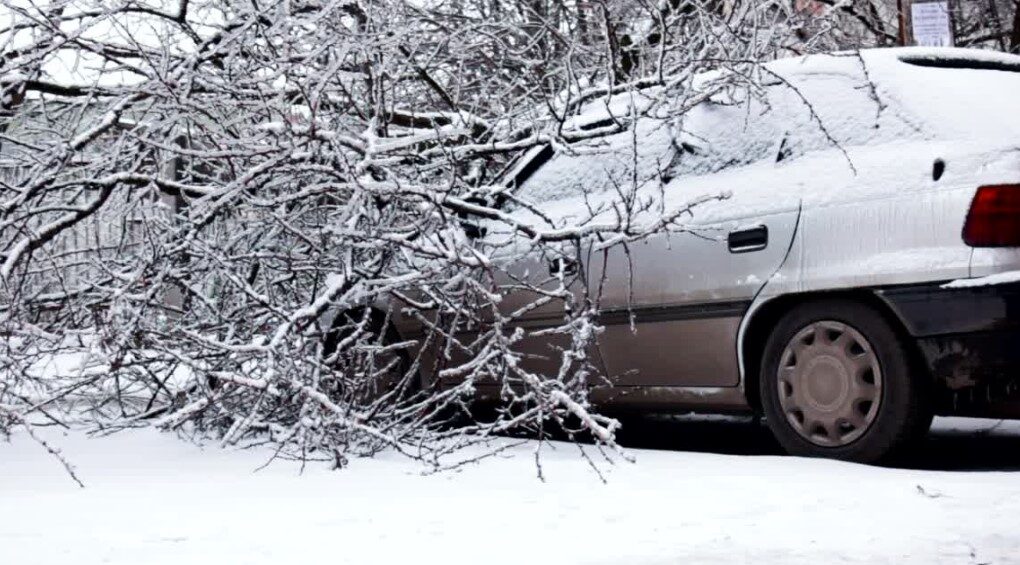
left=0, top=0, right=818, bottom=474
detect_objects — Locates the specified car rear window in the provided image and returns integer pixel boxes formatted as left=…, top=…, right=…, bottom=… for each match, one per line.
left=899, top=53, right=1020, bottom=73
left=878, top=50, right=1020, bottom=141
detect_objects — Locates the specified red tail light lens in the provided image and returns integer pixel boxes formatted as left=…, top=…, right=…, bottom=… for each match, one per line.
left=963, top=184, right=1020, bottom=247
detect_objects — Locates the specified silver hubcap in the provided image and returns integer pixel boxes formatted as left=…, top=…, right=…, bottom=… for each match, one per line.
left=777, top=321, right=882, bottom=447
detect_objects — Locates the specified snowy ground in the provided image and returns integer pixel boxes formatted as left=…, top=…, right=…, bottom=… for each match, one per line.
left=3, top=417, right=1020, bottom=565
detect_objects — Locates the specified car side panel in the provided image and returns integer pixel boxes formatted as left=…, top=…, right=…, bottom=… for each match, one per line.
left=397, top=246, right=601, bottom=390
left=972, top=249, right=1020, bottom=277
left=738, top=144, right=1019, bottom=388
left=797, top=187, right=974, bottom=291
left=794, top=144, right=1020, bottom=293
left=591, top=208, right=800, bottom=387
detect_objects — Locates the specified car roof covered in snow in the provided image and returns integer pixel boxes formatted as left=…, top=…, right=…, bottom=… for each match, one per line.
left=769, top=47, right=1020, bottom=140
left=505, top=48, right=1020, bottom=213
left=552, top=47, right=1020, bottom=149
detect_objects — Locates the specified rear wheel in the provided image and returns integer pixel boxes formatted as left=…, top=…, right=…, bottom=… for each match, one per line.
left=759, top=299, right=932, bottom=464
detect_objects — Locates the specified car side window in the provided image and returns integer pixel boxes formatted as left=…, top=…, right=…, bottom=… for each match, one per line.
left=513, top=117, right=678, bottom=206
left=763, top=72, right=919, bottom=164
left=512, top=70, right=911, bottom=208
left=661, top=94, right=781, bottom=179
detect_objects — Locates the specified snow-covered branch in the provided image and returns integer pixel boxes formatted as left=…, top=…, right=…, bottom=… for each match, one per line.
left=0, top=0, right=892, bottom=475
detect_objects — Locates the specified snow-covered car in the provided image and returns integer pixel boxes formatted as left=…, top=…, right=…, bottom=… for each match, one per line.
left=377, top=48, right=1020, bottom=463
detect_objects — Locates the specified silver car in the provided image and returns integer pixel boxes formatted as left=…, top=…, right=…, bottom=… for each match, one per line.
left=372, top=48, right=1020, bottom=463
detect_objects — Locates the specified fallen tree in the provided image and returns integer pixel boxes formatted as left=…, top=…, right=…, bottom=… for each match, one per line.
left=1, top=0, right=849, bottom=477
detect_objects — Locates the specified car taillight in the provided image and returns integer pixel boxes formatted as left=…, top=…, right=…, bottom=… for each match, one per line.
left=963, top=184, right=1020, bottom=247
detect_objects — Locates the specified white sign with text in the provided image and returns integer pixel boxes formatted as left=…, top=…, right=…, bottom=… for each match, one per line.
left=911, top=2, right=954, bottom=47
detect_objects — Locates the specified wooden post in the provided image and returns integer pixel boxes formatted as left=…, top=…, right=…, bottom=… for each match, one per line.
left=898, top=0, right=912, bottom=46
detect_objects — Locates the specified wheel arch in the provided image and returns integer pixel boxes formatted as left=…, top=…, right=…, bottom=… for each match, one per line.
left=739, top=289, right=927, bottom=413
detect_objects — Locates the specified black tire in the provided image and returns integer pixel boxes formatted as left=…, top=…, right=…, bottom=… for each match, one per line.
left=759, top=299, right=932, bottom=464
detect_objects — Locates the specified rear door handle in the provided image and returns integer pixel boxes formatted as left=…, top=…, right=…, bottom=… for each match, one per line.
left=728, top=225, right=768, bottom=254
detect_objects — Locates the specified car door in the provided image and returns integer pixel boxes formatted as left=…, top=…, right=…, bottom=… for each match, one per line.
left=479, top=81, right=808, bottom=387
left=398, top=240, right=592, bottom=389
left=488, top=236, right=595, bottom=381
left=590, top=192, right=801, bottom=388
left=588, top=59, right=912, bottom=389
left=586, top=87, right=803, bottom=388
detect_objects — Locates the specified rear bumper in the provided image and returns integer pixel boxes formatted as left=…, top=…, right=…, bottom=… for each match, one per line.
left=876, top=281, right=1020, bottom=418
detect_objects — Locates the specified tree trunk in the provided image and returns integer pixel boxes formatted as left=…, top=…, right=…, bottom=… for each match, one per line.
left=898, top=0, right=913, bottom=46
left=985, top=0, right=1008, bottom=51
left=1011, top=0, right=1020, bottom=53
